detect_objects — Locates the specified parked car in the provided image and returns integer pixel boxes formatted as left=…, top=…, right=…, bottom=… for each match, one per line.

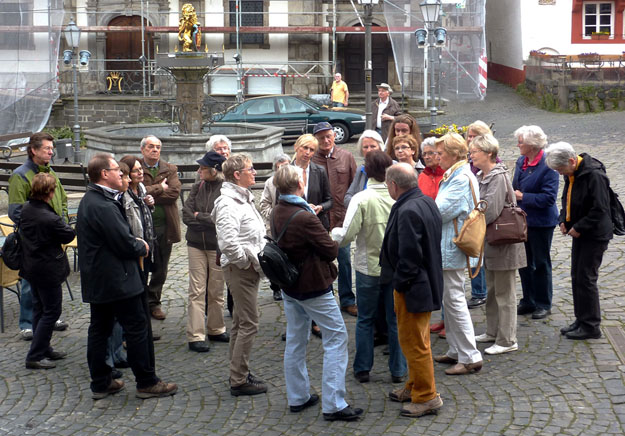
left=219, top=95, right=366, bottom=144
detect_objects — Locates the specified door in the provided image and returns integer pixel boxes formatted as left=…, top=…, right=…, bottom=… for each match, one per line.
left=106, top=16, right=154, bottom=92
left=343, top=28, right=389, bottom=92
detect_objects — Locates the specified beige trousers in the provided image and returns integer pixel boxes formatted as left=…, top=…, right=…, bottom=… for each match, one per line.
left=484, top=268, right=517, bottom=347
left=186, top=247, right=226, bottom=342
left=223, top=264, right=260, bottom=387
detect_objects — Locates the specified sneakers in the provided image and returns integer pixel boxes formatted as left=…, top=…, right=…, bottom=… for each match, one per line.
left=20, top=329, right=33, bottom=341
left=92, top=379, right=125, bottom=400
left=400, top=393, right=443, bottom=418
left=475, top=333, right=496, bottom=343
left=25, top=358, right=56, bottom=370
left=230, top=373, right=268, bottom=397
left=136, top=381, right=178, bottom=399
left=484, top=343, right=518, bottom=355
left=389, top=386, right=412, bottom=403
left=323, top=405, right=363, bottom=421
left=53, top=319, right=69, bottom=331
left=467, top=297, right=486, bottom=309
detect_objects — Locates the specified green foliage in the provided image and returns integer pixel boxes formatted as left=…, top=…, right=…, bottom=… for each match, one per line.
left=139, top=116, right=166, bottom=124
left=43, top=126, right=86, bottom=147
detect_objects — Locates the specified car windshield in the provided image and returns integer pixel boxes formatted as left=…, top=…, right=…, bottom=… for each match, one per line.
left=299, top=97, right=325, bottom=109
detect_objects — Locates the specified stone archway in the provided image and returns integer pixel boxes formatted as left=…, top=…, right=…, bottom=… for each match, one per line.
left=106, top=15, right=154, bottom=92
left=343, top=24, right=390, bottom=92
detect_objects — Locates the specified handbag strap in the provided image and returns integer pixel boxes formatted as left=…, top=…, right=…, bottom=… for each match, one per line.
left=271, top=209, right=305, bottom=242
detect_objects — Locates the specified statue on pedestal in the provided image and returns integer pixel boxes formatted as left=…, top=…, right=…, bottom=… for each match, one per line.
left=179, top=3, right=201, bottom=52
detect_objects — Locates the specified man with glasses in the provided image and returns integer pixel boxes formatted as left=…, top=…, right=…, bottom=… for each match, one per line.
left=77, top=153, right=177, bottom=399
left=139, top=135, right=181, bottom=321
left=8, top=132, right=70, bottom=341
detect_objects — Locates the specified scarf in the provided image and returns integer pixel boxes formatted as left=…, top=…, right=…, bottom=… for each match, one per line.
left=279, top=194, right=315, bottom=214
left=441, top=159, right=468, bottom=183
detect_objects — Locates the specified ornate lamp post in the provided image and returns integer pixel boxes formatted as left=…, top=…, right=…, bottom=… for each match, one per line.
left=63, top=18, right=90, bottom=164
left=358, top=0, right=379, bottom=129
left=418, top=0, right=444, bottom=131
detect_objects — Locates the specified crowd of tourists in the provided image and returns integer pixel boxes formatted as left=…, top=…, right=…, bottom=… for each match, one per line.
left=9, top=106, right=614, bottom=419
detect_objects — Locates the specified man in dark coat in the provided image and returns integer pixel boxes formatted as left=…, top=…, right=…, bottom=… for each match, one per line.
left=545, top=143, right=613, bottom=340
left=371, top=83, right=402, bottom=141
left=380, top=163, right=443, bottom=418
left=77, top=153, right=177, bottom=400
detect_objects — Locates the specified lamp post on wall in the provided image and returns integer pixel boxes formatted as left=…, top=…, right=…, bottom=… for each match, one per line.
left=358, top=0, right=379, bottom=129
left=417, top=0, right=445, bottom=131
left=63, top=18, right=90, bottom=164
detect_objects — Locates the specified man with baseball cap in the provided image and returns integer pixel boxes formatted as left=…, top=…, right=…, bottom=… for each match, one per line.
left=312, top=122, right=358, bottom=317
left=371, top=83, right=402, bottom=142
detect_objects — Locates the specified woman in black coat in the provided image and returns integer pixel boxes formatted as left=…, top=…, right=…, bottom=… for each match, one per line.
left=545, top=142, right=613, bottom=340
left=21, top=173, right=76, bottom=369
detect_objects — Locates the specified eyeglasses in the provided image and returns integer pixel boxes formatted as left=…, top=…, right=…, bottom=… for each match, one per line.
left=468, top=149, right=482, bottom=156
left=239, top=166, right=256, bottom=173
left=422, top=151, right=437, bottom=157
left=104, top=166, right=121, bottom=172
left=394, top=146, right=412, bottom=151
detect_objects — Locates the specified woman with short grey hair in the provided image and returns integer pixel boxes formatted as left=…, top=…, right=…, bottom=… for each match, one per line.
left=512, top=125, right=559, bottom=321
left=545, top=142, right=613, bottom=340
left=206, top=135, right=232, bottom=157
left=344, top=130, right=385, bottom=208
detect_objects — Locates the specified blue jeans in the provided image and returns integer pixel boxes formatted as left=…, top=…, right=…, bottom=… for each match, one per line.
left=470, top=267, right=487, bottom=299
left=353, top=272, right=406, bottom=377
left=19, top=279, right=33, bottom=330
left=337, top=244, right=354, bottom=307
left=519, top=226, right=555, bottom=311
left=283, top=291, right=349, bottom=414
left=332, top=102, right=345, bottom=107
left=105, top=321, right=127, bottom=368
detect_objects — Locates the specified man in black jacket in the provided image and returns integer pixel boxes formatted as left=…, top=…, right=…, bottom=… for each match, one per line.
left=380, top=163, right=443, bottom=418
left=77, top=153, right=177, bottom=400
left=545, top=143, right=613, bottom=340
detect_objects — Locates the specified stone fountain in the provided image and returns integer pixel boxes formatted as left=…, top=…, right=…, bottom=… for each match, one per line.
left=84, top=3, right=284, bottom=164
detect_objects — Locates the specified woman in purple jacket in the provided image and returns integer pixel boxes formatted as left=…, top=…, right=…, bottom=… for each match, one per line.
left=512, top=125, right=559, bottom=320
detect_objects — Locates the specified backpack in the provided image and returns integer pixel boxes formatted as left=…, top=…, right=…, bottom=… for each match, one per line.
left=609, top=187, right=625, bottom=236
left=1, top=227, right=22, bottom=271
left=257, top=209, right=305, bottom=289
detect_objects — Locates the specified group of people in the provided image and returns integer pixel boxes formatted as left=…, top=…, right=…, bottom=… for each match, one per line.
left=11, top=110, right=613, bottom=416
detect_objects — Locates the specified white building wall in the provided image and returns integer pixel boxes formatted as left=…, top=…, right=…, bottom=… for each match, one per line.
left=485, top=0, right=523, bottom=70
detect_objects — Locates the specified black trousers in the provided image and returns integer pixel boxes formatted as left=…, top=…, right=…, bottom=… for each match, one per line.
left=88, top=292, right=158, bottom=392
left=571, top=237, right=608, bottom=332
left=148, top=226, right=173, bottom=310
left=26, top=283, right=62, bottom=362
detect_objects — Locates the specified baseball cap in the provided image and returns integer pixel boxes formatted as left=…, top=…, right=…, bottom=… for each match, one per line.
left=313, top=121, right=333, bottom=135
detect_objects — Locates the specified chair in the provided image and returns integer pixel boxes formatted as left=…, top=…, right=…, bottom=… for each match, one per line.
left=0, top=252, right=21, bottom=333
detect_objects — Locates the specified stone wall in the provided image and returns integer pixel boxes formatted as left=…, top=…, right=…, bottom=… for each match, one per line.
left=522, top=80, right=625, bottom=113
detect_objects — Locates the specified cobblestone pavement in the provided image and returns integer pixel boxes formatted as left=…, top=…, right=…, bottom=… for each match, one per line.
left=1, top=81, right=625, bottom=435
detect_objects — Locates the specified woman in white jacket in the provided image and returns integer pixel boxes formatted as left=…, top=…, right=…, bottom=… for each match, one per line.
left=212, top=153, right=267, bottom=397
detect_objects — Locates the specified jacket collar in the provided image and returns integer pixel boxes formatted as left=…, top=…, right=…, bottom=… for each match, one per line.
left=441, top=160, right=468, bottom=182
left=221, top=181, right=254, bottom=204
left=87, top=183, right=121, bottom=202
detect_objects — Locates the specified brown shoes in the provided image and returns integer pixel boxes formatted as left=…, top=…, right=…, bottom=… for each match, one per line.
left=341, top=305, right=358, bottom=317
left=136, top=381, right=178, bottom=399
left=151, top=308, right=166, bottom=320
left=444, top=361, right=483, bottom=375
left=400, top=393, right=443, bottom=418
left=433, top=354, right=457, bottom=364
left=92, top=379, right=125, bottom=400
left=389, top=386, right=412, bottom=403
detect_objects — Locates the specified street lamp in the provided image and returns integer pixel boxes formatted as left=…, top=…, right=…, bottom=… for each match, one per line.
left=358, top=0, right=379, bottom=129
left=419, top=0, right=443, bottom=130
left=63, top=18, right=90, bottom=164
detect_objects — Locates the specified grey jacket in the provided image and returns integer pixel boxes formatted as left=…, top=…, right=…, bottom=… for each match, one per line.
left=478, top=163, right=527, bottom=271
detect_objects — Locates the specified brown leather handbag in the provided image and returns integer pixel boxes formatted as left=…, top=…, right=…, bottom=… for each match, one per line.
left=485, top=177, right=528, bottom=246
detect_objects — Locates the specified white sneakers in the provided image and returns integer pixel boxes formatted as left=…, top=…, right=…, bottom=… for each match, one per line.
left=20, top=329, right=33, bottom=341
left=484, top=343, right=518, bottom=355
left=475, top=333, right=496, bottom=343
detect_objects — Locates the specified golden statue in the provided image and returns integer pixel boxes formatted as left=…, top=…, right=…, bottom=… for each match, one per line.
left=179, top=3, right=201, bottom=52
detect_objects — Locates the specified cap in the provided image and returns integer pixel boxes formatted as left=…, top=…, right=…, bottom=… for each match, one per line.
left=197, top=151, right=226, bottom=171
left=376, top=83, right=393, bottom=93
left=312, top=121, right=333, bottom=135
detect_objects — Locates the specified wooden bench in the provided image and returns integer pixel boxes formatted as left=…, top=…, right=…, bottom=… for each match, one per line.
left=177, top=161, right=274, bottom=205
left=0, top=161, right=89, bottom=196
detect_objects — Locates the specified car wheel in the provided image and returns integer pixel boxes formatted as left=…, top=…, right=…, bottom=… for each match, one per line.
left=332, top=123, right=349, bottom=144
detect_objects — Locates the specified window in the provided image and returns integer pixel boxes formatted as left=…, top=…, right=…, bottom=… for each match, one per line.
left=583, top=2, right=614, bottom=36
left=244, top=99, right=275, bottom=115
left=0, top=2, right=34, bottom=50
left=229, top=0, right=264, bottom=45
left=278, top=97, right=307, bottom=114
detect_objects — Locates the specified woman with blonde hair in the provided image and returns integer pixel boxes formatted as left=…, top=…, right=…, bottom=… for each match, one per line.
left=433, top=133, right=483, bottom=375
left=385, top=114, right=423, bottom=154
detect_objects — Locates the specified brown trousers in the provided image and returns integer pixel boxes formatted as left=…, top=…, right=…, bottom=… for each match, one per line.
left=394, top=291, right=437, bottom=403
